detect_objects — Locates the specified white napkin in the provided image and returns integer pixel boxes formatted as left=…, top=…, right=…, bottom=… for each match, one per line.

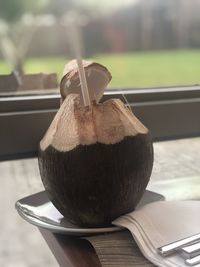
left=113, top=201, right=200, bottom=267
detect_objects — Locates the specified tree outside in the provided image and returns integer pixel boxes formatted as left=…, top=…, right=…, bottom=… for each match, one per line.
left=0, top=0, right=200, bottom=88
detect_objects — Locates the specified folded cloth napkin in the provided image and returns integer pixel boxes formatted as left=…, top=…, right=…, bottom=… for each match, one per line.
left=113, top=201, right=200, bottom=267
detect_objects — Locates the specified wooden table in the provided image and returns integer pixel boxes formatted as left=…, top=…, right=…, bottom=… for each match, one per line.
left=39, top=228, right=154, bottom=267
left=40, top=229, right=101, bottom=267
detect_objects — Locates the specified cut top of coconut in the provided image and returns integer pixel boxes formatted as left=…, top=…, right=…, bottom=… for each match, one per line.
left=40, top=94, right=148, bottom=152
left=60, top=60, right=112, bottom=104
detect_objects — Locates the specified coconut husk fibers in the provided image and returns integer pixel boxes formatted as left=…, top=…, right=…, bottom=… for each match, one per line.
left=39, top=94, right=153, bottom=227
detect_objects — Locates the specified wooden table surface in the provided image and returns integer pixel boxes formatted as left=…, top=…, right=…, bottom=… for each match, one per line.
left=40, top=229, right=101, bottom=267
left=40, top=228, right=155, bottom=267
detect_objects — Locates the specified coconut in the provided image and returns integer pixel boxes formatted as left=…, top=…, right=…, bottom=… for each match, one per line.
left=38, top=61, right=153, bottom=227
left=60, top=59, right=112, bottom=104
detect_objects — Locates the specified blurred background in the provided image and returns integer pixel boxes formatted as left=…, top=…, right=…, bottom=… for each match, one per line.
left=0, top=0, right=200, bottom=91
left=1, top=1, right=200, bottom=267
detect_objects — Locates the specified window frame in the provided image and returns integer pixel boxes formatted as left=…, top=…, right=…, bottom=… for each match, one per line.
left=1, top=85, right=200, bottom=160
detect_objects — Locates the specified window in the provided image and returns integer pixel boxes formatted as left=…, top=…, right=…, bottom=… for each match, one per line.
left=0, top=0, right=200, bottom=159
left=1, top=85, right=200, bottom=160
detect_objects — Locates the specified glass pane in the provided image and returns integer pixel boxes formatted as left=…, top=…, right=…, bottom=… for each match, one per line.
left=0, top=0, right=200, bottom=96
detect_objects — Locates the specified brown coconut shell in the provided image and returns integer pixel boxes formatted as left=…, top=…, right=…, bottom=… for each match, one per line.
left=39, top=94, right=153, bottom=227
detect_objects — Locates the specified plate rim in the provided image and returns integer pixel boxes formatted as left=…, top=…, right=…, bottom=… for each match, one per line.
left=17, top=208, right=124, bottom=235
left=15, top=197, right=124, bottom=236
left=15, top=190, right=164, bottom=236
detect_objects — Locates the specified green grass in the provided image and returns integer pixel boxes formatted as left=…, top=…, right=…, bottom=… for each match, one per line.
left=0, top=50, right=200, bottom=87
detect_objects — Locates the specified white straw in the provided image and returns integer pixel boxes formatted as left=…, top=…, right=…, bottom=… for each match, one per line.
left=68, top=14, right=91, bottom=106
left=76, top=56, right=91, bottom=106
